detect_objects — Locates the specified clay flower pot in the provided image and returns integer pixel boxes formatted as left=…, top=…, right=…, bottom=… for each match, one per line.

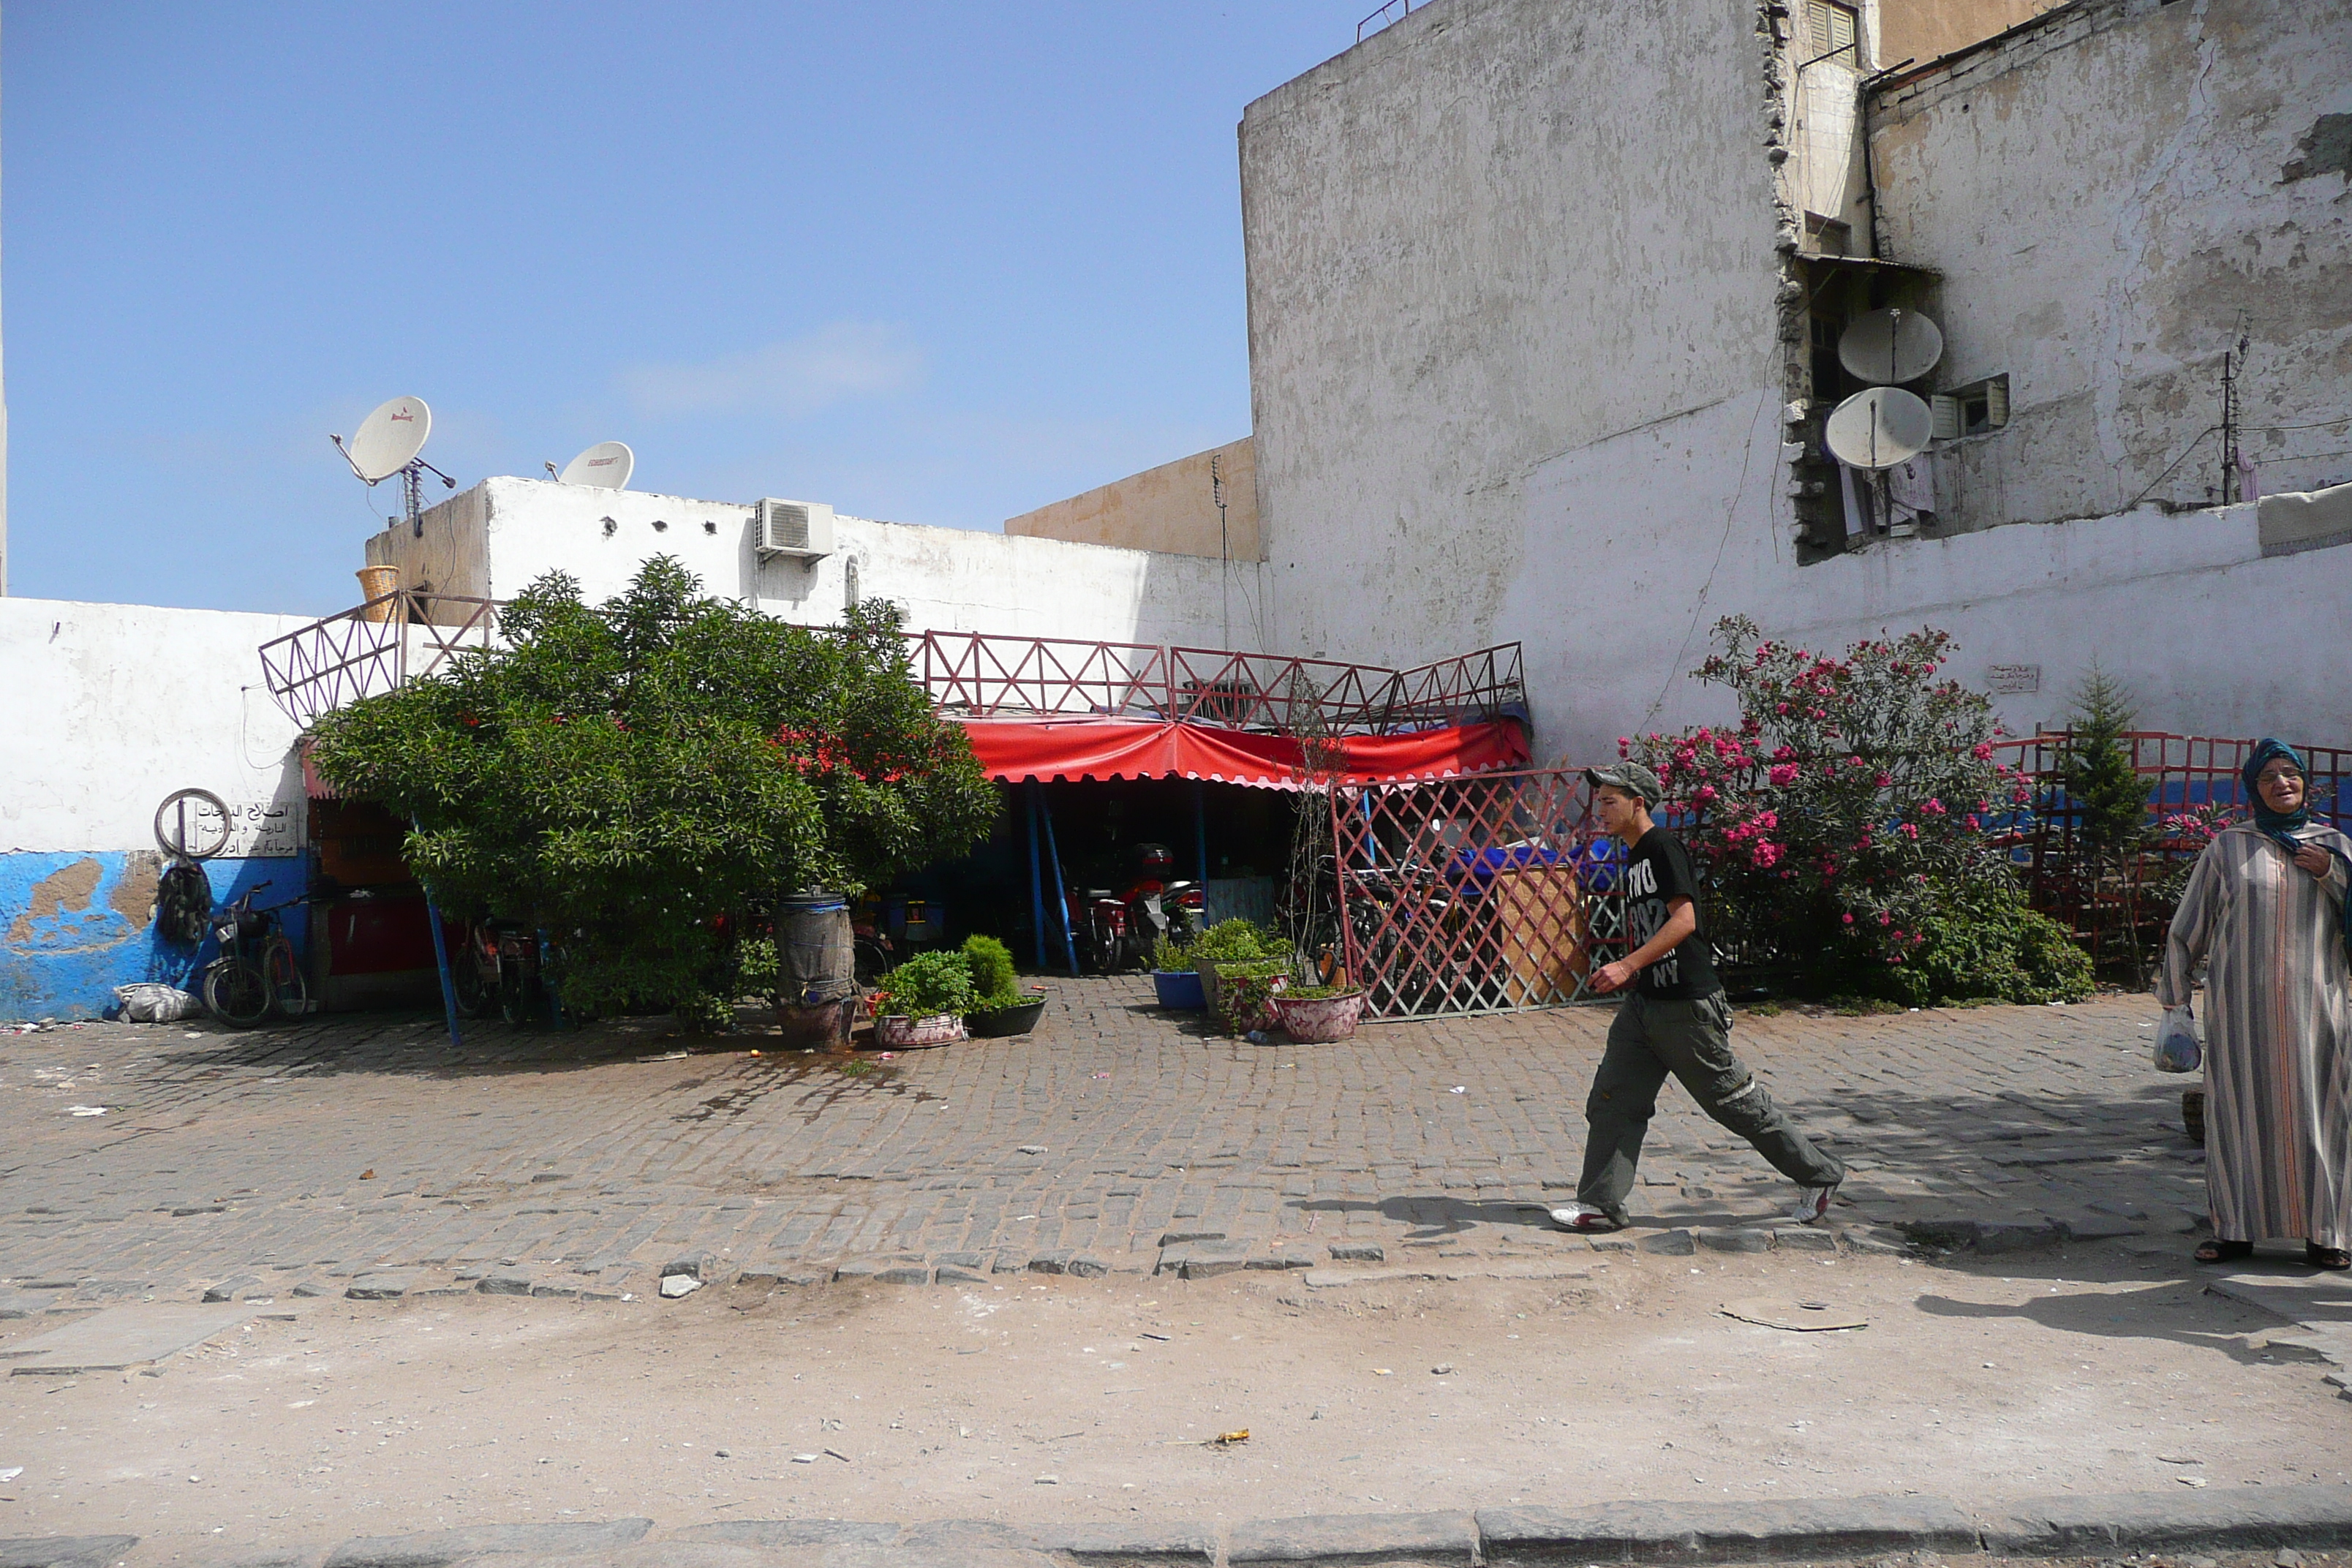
left=872, top=1013, right=965, bottom=1049
left=1270, top=990, right=1365, bottom=1043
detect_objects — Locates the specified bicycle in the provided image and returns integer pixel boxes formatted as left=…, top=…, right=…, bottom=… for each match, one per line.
left=203, top=881, right=310, bottom=1028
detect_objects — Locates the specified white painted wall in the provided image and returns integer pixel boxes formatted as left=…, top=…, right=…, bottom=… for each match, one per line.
left=1241, top=0, right=2352, bottom=767
left=0, top=597, right=312, bottom=854
left=1240, top=0, right=1786, bottom=669
left=367, top=477, right=1260, bottom=651
left=1871, top=0, right=2352, bottom=531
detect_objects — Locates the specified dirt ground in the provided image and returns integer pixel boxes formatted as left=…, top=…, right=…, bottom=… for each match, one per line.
left=4, top=1240, right=2348, bottom=1562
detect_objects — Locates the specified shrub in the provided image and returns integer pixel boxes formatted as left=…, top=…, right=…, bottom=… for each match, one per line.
left=961, top=935, right=1022, bottom=1011
left=1213, top=958, right=1292, bottom=1035
left=874, top=950, right=978, bottom=1019
left=1625, top=616, right=2040, bottom=1000
left=1192, top=918, right=1273, bottom=967
left=1150, top=932, right=1197, bottom=973
left=1880, top=879, right=2095, bottom=1008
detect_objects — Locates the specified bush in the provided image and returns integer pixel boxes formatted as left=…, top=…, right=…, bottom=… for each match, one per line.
left=1191, top=918, right=1273, bottom=967
left=1150, top=932, right=1197, bottom=973
left=962, top=935, right=1022, bottom=1011
left=1882, top=879, right=2094, bottom=1008
left=1214, top=957, right=1292, bottom=1034
left=874, top=950, right=978, bottom=1019
left=1625, top=616, right=2035, bottom=999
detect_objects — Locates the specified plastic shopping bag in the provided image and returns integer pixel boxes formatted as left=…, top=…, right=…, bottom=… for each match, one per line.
left=2152, top=1006, right=2201, bottom=1074
left=112, top=983, right=198, bottom=1023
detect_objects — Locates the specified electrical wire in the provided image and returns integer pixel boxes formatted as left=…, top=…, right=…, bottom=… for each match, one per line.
left=1640, top=399, right=1771, bottom=729
left=2125, top=426, right=2218, bottom=510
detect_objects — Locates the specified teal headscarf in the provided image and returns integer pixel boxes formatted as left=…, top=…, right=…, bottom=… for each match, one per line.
left=2244, top=737, right=2311, bottom=840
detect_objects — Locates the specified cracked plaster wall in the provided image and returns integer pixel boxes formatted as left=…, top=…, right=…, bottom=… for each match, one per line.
left=1870, top=0, right=2352, bottom=530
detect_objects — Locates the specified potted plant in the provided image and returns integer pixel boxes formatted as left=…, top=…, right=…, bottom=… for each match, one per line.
left=871, top=949, right=976, bottom=1048
left=963, top=934, right=1048, bottom=1037
left=1150, top=932, right=1206, bottom=1011
left=1271, top=977, right=1365, bottom=1042
left=1215, top=957, right=1293, bottom=1036
left=1189, top=918, right=1272, bottom=1016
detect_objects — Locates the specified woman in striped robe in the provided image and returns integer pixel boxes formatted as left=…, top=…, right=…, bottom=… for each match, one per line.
left=2159, top=739, right=2352, bottom=1269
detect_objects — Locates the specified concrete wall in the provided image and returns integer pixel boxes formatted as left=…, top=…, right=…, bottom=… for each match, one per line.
left=369, top=477, right=1262, bottom=650
left=1004, top=437, right=1261, bottom=562
left=1870, top=0, right=2352, bottom=532
left=0, top=598, right=314, bottom=1019
left=1239, top=0, right=1788, bottom=669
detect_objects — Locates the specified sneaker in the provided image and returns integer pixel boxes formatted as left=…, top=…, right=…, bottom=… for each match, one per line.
left=1548, top=1202, right=1623, bottom=1233
left=1787, top=1183, right=1839, bottom=1224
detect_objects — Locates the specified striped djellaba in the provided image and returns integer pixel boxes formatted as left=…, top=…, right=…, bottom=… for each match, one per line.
left=2158, top=823, right=2352, bottom=1249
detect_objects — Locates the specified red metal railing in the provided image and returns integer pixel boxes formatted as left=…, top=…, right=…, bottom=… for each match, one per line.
left=265, top=598, right=1526, bottom=739
left=258, top=592, right=502, bottom=727
left=1323, top=767, right=1622, bottom=1019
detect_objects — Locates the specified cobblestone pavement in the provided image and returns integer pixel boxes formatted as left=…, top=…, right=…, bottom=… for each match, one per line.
left=0, top=983, right=2201, bottom=1303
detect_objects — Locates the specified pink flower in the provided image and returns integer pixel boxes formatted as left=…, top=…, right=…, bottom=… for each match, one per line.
left=1971, top=742, right=1994, bottom=761
left=1842, top=913, right=1854, bottom=924
left=1899, top=822, right=1919, bottom=839
left=1964, top=814, right=1981, bottom=830
left=1923, top=798, right=1946, bottom=815
left=1874, top=772, right=1893, bottom=788
left=1752, top=842, right=1784, bottom=869
left=1695, top=785, right=1718, bottom=805
left=1768, top=763, right=1799, bottom=787
left=1776, top=702, right=1790, bottom=715
left=1877, top=911, right=1891, bottom=925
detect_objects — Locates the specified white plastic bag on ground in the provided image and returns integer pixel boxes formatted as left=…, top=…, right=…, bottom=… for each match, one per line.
left=2152, top=1006, right=2201, bottom=1074
left=113, top=983, right=199, bottom=1023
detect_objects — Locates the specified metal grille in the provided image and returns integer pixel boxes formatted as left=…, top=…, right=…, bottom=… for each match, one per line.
left=1326, top=767, right=1623, bottom=1019
left=258, top=592, right=502, bottom=727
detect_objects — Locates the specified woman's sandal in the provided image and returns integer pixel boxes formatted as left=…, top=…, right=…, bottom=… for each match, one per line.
left=2305, top=1242, right=2351, bottom=1271
left=2194, top=1238, right=2253, bottom=1264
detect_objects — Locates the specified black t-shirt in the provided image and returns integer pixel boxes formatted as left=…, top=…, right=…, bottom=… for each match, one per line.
left=1622, top=826, right=1721, bottom=1000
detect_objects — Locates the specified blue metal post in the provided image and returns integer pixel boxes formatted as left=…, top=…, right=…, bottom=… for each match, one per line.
left=1025, top=782, right=1048, bottom=972
left=422, top=892, right=464, bottom=1048
left=1037, top=788, right=1080, bottom=976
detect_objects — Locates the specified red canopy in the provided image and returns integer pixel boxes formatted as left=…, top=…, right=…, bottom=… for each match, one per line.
left=960, top=717, right=1527, bottom=789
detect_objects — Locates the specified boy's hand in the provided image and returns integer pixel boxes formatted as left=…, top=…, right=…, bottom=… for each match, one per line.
left=1592, top=960, right=1637, bottom=993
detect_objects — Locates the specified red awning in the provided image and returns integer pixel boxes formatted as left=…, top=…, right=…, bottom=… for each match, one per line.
left=960, top=717, right=1528, bottom=789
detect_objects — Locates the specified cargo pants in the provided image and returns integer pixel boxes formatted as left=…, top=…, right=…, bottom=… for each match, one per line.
left=1575, top=990, right=1847, bottom=1226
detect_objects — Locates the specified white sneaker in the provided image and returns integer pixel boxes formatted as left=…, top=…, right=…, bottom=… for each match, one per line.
left=1548, top=1202, right=1622, bottom=1233
left=1787, top=1183, right=1839, bottom=1224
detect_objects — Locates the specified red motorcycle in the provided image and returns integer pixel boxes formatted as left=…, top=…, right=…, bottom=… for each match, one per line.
left=1064, top=842, right=1203, bottom=971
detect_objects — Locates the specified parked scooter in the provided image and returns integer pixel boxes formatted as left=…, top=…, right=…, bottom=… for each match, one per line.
left=1063, top=842, right=1203, bottom=971
left=453, top=917, right=552, bottom=1028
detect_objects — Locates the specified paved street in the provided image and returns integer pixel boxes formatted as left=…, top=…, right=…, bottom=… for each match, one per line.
left=1, top=984, right=2205, bottom=1300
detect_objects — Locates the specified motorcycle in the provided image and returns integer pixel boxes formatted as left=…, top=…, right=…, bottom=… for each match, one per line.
left=1064, top=842, right=1203, bottom=972
left=453, top=917, right=554, bottom=1027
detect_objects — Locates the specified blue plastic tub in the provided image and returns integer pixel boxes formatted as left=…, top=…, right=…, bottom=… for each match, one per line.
left=1153, top=970, right=1207, bottom=1010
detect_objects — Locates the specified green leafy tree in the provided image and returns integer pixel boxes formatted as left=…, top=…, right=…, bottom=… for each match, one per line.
left=308, top=558, right=998, bottom=1023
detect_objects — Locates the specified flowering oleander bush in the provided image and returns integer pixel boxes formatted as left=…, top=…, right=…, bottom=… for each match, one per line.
left=1624, top=617, right=2089, bottom=1003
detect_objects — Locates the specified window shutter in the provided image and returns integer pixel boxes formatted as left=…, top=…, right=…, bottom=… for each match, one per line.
left=1987, top=376, right=2011, bottom=427
left=1931, top=396, right=1962, bottom=441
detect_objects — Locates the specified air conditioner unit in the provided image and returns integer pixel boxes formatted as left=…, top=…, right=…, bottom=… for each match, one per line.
left=753, top=499, right=835, bottom=561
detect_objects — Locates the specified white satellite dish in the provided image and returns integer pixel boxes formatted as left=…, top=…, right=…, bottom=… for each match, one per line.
left=1838, top=308, right=1943, bottom=386
left=557, top=440, right=634, bottom=489
left=1824, top=387, right=1934, bottom=470
left=344, top=397, right=431, bottom=483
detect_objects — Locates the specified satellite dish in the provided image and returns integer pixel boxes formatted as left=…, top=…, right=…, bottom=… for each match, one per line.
left=557, top=440, right=634, bottom=489
left=1838, top=308, right=1943, bottom=386
left=344, top=397, right=431, bottom=483
left=1824, top=387, right=1934, bottom=470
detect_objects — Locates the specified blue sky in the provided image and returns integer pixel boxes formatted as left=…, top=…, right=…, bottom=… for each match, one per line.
left=6, top=3, right=1362, bottom=614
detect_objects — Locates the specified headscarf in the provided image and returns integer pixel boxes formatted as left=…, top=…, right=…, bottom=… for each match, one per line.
left=2244, top=737, right=2311, bottom=840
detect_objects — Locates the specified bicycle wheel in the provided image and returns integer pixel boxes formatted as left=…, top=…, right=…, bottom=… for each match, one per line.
left=203, top=958, right=273, bottom=1028
left=263, top=937, right=308, bottom=1017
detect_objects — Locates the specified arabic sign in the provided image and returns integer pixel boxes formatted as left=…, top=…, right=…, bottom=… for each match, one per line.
left=191, top=797, right=304, bottom=859
left=1986, top=663, right=2041, bottom=696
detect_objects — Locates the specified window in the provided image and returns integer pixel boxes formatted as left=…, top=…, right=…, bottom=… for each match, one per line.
left=1809, top=0, right=1858, bottom=62
left=1933, top=375, right=2012, bottom=440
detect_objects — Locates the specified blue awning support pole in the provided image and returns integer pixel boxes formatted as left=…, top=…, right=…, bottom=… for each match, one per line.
left=1193, top=780, right=1210, bottom=890
left=421, top=890, right=464, bottom=1049
left=1037, top=787, right=1080, bottom=976
left=1025, top=782, right=1048, bottom=972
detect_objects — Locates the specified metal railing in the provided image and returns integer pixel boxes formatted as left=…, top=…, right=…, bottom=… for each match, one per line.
left=258, top=592, right=502, bottom=727
left=260, top=595, right=1526, bottom=740
left=1357, top=0, right=1417, bottom=42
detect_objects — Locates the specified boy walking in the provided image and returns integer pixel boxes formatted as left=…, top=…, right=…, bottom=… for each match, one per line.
left=1550, top=762, right=1847, bottom=1232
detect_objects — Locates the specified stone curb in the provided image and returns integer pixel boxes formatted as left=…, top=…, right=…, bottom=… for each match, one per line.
left=39, top=1483, right=2352, bottom=1567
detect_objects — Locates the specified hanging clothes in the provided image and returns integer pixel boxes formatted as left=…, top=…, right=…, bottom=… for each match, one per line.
left=2159, top=823, right=2352, bottom=1247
